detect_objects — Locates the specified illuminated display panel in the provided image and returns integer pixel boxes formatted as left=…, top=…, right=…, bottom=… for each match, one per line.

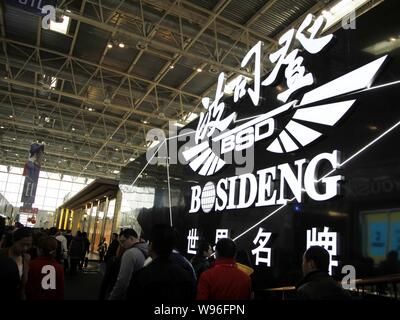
left=362, top=210, right=400, bottom=264
left=120, top=1, right=400, bottom=289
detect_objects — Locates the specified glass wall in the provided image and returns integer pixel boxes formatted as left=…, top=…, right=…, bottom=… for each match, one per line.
left=0, top=165, right=93, bottom=211
left=103, top=199, right=116, bottom=243
left=93, top=201, right=105, bottom=252
left=88, top=204, right=97, bottom=245
left=118, top=185, right=155, bottom=237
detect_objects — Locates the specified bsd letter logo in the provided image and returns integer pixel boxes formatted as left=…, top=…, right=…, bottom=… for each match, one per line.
left=41, top=265, right=56, bottom=290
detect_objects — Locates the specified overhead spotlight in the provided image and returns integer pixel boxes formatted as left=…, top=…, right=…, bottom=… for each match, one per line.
left=71, top=127, right=76, bottom=131
left=9, top=115, right=13, bottom=118
left=141, top=119, right=149, bottom=124
left=169, top=65, right=175, bottom=70
left=196, top=68, right=203, bottom=73
left=107, top=43, right=113, bottom=49
left=390, top=37, right=397, bottom=42
left=209, top=66, right=218, bottom=74
left=115, top=148, right=119, bottom=151
left=0, top=126, right=4, bottom=129
left=118, top=42, right=125, bottom=48
left=136, top=42, right=147, bottom=50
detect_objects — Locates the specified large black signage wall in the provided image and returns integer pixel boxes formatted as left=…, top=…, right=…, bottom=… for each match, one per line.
left=120, top=1, right=400, bottom=292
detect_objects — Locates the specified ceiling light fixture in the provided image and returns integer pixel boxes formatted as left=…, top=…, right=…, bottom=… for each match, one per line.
left=119, top=42, right=125, bottom=48
left=107, top=43, right=113, bottom=49
left=196, top=68, right=203, bottom=73
left=209, top=66, right=218, bottom=74
left=136, top=42, right=147, bottom=50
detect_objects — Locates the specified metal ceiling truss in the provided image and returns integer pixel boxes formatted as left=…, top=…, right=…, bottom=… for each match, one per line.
left=0, top=0, right=329, bottom=179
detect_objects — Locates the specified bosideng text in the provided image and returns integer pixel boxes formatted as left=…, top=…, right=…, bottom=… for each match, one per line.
left=190, top=150, right=342, bottom=213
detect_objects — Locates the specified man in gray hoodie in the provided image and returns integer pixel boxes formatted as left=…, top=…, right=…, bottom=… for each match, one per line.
left=108, top=228, right=148, bottom=300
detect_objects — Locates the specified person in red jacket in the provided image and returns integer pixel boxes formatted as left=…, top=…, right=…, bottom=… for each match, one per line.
left=196, top=238, right=252, bottom=300
left=25, top=236, right=64, bottom=300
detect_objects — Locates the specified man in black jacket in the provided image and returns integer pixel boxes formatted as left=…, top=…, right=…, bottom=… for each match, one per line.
left=104, top=233, right=119, bottom=263
left=127, top=224, right=195, bottom=301
left=296, top=246, right=351, bottom=300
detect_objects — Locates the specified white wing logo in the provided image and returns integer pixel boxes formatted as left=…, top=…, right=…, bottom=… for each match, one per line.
left=183, top=55, right=387, bottom=176
left=267, top=55, right=387, bottom=153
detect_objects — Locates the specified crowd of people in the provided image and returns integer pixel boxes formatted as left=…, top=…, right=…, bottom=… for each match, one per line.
left=1, top=216, right=398, bottom=301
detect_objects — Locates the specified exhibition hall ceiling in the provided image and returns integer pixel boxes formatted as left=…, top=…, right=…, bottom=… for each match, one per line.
left=0, top=0, right=376, bottom=179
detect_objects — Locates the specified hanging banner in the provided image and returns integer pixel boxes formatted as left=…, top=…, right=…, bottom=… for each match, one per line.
left=21, top=143, right=45, bottom=208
